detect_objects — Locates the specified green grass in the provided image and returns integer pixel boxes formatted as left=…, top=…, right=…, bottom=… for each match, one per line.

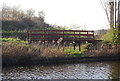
left=81, top=43, right=92, bottom=52
left=64, top=48, right=84, bottom=57
left=2, top=30, right=26, bottom=33
left=0, top=38, right=30, bottom=47
left=64, top=43, right=91, bottom=57
left=64, top=43, right=92, bottom=57
left=64, top=47, right=82, bottom=54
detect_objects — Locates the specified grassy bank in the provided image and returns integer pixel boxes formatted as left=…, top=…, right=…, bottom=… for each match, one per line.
left=2, top=40, right=119, bottom=67
left=2, top=38, right=67, bottom=66
left=2, top=37, right=120, bottom=66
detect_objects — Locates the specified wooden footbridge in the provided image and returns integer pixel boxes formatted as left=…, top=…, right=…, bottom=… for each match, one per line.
left=26, top=30, right=95, bottom=51
left=26, top=30, right=95, bottom=43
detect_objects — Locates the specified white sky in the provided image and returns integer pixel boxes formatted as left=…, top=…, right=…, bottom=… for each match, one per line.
left=2, top=0, right=109, bottom=30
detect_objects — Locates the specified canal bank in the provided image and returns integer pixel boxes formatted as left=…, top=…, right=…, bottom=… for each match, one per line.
left=2, top=55, right=120, bottom=67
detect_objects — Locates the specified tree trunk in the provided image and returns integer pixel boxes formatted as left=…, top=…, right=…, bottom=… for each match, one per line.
left=118, top=1, right=120, bottom=30
left=109, top=2, right=114, bottom=28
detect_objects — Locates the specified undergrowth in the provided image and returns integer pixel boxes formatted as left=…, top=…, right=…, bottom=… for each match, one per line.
left=103, top=28, right=120, bottom=44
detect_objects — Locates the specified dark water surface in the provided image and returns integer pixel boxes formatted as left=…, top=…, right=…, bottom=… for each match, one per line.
left=2, top=61, right=120, bottom=79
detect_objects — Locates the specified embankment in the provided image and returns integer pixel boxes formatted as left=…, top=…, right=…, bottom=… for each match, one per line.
left=3, top=55, right=120, bottom=67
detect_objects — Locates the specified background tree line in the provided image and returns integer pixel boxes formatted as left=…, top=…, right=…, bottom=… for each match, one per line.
left=1, top=4, right=56, bottom=31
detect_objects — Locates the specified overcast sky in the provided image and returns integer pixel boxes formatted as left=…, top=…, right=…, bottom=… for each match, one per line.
left=2, top=0, right=109, bottom=30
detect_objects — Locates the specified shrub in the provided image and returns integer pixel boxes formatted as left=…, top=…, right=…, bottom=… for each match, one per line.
left=103, top=28, right=120, bottom=44
left=81, top=43, right=93, bottom=53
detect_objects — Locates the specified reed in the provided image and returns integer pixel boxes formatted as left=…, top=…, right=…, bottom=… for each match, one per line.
left=2, top=37, right=119, bottom=66
left=30, top=41, right=67, bottom=58
left=2, top=39, right=68, bottom=66
left=91, top=45, right=120, bottom=56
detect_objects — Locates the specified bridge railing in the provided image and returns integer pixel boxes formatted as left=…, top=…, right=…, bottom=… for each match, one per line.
left=26, top=30, right=94, bottom=42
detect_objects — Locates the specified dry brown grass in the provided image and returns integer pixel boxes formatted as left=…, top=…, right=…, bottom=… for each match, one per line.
left=91, top=45, right=120, bottom=56
left=31, top=42, right=67, bottom=58
left=2, top=42, right=68, bottom=66
left=2, top=40, right=120, bottom=66
left=2, top=42, right=37, bottom=65
left=2, top=41, right=67, bottom=66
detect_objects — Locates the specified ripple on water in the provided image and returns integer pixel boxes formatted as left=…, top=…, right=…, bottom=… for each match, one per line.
left=2, top=61, right=120, bottom=79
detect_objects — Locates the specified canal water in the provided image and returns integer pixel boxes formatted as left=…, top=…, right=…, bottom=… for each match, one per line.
left=2, top=61, right=120, bottom=79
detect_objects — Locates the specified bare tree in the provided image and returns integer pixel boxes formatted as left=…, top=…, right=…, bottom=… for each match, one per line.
left=26, top=8, right=35, bottom=19
left=100, top=0, right=110, bottom=25
left=11, top=6, right=21, bottom=20
left=100, top=0, right=119, bottom=29
left=2, top=3, right=12, bottom=20
left=2, top=3, right=24, bottom=20
left=118, top=1, right=120, bottom=30
left=17, top=10, right=26, bottom=20
left=38, top=11, right=45, bottom=22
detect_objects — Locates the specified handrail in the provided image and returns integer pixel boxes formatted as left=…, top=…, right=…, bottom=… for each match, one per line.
left=26, top=30, right=94, bottom=42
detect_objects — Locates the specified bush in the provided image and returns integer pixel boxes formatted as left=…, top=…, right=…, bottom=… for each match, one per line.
left=81, top=43, right=93, bottom=53
left=103, top=28, right=120, bottom=44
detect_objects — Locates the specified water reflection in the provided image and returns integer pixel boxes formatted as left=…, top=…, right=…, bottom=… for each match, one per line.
left=2, top=61, right=120, bottom=79
left=108, top=62, right=120, bottom=79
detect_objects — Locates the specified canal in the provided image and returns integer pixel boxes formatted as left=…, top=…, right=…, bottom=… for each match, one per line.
left=2, top=61, right=120, bottom=79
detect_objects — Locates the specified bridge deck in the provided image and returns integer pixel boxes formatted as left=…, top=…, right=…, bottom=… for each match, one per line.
left=26, top=30, right=95, bottom=43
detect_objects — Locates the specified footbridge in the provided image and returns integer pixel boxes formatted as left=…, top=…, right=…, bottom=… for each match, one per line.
left=26, top=30, right=95, bottom=43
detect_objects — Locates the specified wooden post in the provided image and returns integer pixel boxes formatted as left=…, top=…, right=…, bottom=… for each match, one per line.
left=87, top=31, right=88, bottom=40
left=73, top=41, right=76, bottom=50
left=46, top=41, right=48, bottom=47
left=93, top=31, right=94, bottom=40
left=62, top=31, right=65, bottom=51
left=62, top=42, right=64, bottom=51
left=29, top=30, right=31, bottom=42
left=44, top=30, right=45, bottom=41
left=74, top=43, right=75, bottom=50
left=74, top=31, right=75, bottom=40
left=79, top=43, right=81, bottom=51
left=26, top=30, right=29, bottom=41
left=79, top=31, right=80, bottom=40
left=63, top=30, right=64, bottom=41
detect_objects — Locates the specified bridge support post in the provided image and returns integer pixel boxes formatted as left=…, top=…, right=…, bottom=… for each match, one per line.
left=79, top=43, right=81, bottom=51
left=62, top=41, right=64, bottom=51
left=74, top=43, right=76, bottom=50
